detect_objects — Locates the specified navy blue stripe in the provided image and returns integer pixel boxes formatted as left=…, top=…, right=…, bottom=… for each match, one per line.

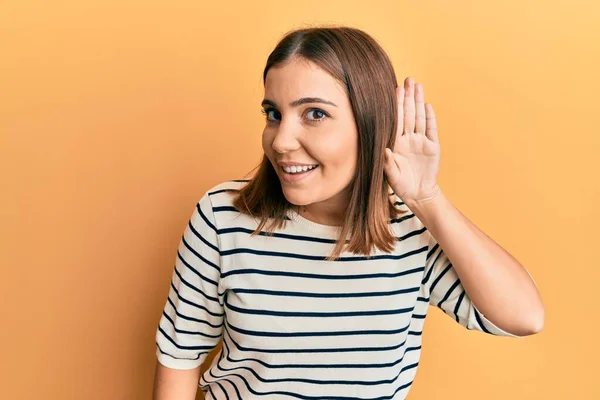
left=205, top=338, right=420, bottom=400
left=227, top=285, right=420, bottom=298
left=217, top=224, right=421, bottom=243
left=217, top=341, right=419, bottom=385
left=223, top=329, right=421, bottom=369
left=165, top=297, right=223, bottom=330
left=218, top=226, right=342, bottom=244
left=224, top=324, right=412, bottom=354
left=454, top=290, right=466, bottom=323
left=430, top=263, right=452, bottom=293
left=421, top=262, right=435, bottom=285
left=221, top=245, right=428, bottom=262
left=206, top=370, right=243, bottom=400
left=208, top=188, right=240, bottom=196
left=163, top=304, right=223, bottom=332
left=422, top=246, right=445, bottom=286
left=186, top=221, right=219, bottom=255
left=196, top=202, right=218, bottom=232
left=177, top=250, right=218, bottom=286
left=156, top=342, right=205, bottom=361
left=390, top=213, right=416, bottom=224
left=225, top=300, right=415, bottom=318
left=181, top=235, right=220, bottom=273
left=170, top=281, right=224, bottom=317
left=212, top=380, right=230, bottom=400
left=213, top=206, right=239, bottom=212
left=157, top=326, right=218, bottom=350
left=436, top=278, right=461, bottom=308
left=426, top=242, right=439, bottom=260
left=168, top=288, right=222, bottom=320
left=474, top=308, right=492, bottom=334
left=207, top=385, right=217, bottom=400
left=209, top=346, right=416, bottom=400
left=226, top=320, right=410, bottom=338
left=221, top=265, right=425, bottom=280
left=173, top=266, right=220, bottom=303
left=202, top=369, right=236, bottom=400
left=215, top=361, right=414, bottom=386
left=398, top=225, right=425, bottom=240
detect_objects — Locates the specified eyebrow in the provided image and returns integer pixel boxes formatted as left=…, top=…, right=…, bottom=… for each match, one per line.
left=261, top=97, right=338, bottom=108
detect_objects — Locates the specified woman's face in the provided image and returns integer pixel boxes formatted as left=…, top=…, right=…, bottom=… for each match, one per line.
left=261, top=59, right=358, bottom=211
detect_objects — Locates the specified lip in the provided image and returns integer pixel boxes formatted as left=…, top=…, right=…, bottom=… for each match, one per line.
left=277, top=161, right=319, bottom=168
left=279, top=164, right=319, bottom=183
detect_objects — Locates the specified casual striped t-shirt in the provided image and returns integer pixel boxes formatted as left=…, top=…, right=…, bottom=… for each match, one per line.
left=155, top=179, right=520, bottom=400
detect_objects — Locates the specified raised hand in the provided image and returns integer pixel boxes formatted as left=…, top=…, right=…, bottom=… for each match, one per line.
left=384, top=77, right=442, bottom=205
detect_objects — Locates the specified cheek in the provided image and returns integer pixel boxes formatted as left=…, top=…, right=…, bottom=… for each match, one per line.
left=261, top=128, right=273, bottom=154
left=315, top=128, right=358, bottom=168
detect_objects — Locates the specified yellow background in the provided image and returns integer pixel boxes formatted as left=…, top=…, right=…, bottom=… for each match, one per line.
left=1, top=1, right=598, bottom=399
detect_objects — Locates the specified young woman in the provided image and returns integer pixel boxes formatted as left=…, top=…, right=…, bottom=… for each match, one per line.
left=153, top=26, right=544, bottom=400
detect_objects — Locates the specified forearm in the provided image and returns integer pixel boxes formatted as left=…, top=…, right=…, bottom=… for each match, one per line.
left=406, top=190, right=544, bottom=336
left=153, top=361, right=201, bottom=400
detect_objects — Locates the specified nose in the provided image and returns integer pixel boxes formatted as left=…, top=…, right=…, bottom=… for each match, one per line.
left=271, top=119, right=301, bottom=154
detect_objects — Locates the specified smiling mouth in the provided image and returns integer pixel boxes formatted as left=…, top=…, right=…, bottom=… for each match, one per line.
left=279, top=164, right=319, bottom=183
left=281, top=164, right=319, bottom=174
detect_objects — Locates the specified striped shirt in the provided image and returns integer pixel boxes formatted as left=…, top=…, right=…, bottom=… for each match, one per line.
left=155, top=180, right=520, bottom=399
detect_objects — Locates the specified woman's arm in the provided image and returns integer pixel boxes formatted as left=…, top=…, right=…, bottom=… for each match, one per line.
left=406, top=190, right=545, bottom=337
left=152, top=361, right=201, bottom=400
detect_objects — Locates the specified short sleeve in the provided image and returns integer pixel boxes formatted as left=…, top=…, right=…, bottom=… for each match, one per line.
left=422, top=230, right=522, bottom=338
left=155, top=193, right=225, bottom=369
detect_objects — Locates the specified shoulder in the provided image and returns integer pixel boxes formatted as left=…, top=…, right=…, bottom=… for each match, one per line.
left=197, top=179, right=249, bottom=207
left=205, top=179, right=249, bottom=198
left=196, top=179, right=254, bottom=229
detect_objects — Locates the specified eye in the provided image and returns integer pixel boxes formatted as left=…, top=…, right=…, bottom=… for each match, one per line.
left=261, top=108, right=281, bottom=122
left=306, top=108, right=328, bottom=122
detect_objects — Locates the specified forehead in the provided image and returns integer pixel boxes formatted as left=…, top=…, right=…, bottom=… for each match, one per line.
left=264, top=59, right=347, bottom=102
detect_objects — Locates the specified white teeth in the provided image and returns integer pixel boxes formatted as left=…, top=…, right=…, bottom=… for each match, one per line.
left=283, top=165, right=317, bottom=174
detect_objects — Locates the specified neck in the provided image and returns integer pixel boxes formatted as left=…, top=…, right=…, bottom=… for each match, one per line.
left=296, top=189, right=351, bottom=227
left=298, top=204, right=345, bottom=227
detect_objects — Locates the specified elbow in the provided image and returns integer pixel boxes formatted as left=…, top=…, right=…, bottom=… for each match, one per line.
left=532, top=307, right=545, bottom=334
left=522, top=305, right=545, bottom=336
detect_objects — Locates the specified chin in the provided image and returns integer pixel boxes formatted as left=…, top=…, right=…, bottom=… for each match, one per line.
left=281, top=187, right=316, bottom=207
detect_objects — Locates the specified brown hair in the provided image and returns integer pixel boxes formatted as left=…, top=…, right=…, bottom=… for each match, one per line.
left=232, top=25, right=408, bottom=260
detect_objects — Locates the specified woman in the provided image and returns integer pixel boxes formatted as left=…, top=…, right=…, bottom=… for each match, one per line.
left=153, top=26, right=544, bottom=400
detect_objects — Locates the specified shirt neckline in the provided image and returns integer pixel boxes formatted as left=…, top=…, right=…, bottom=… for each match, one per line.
left=285, top=208, right=345, bottom=238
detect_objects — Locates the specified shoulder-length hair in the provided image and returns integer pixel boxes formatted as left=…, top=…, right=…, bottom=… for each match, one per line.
left=233, top=26, right=408, bottom=261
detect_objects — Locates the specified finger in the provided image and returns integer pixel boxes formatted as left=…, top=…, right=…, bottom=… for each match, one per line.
left=415, top=83, right=426, bottom=134
left=425, top=103, right=439, bottom=143
left=383, top=148, right=401, bottom=185
left=403, top=77, right=415, bottom=134
left=396, top=86, right=405, bottom=137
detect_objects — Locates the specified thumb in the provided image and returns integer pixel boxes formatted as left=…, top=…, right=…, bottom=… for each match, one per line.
left=383, top=148, right=402, bottom=187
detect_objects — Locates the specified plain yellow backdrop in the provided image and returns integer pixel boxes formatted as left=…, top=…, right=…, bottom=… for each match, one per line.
left=1, top=0, right=599, bottom=399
